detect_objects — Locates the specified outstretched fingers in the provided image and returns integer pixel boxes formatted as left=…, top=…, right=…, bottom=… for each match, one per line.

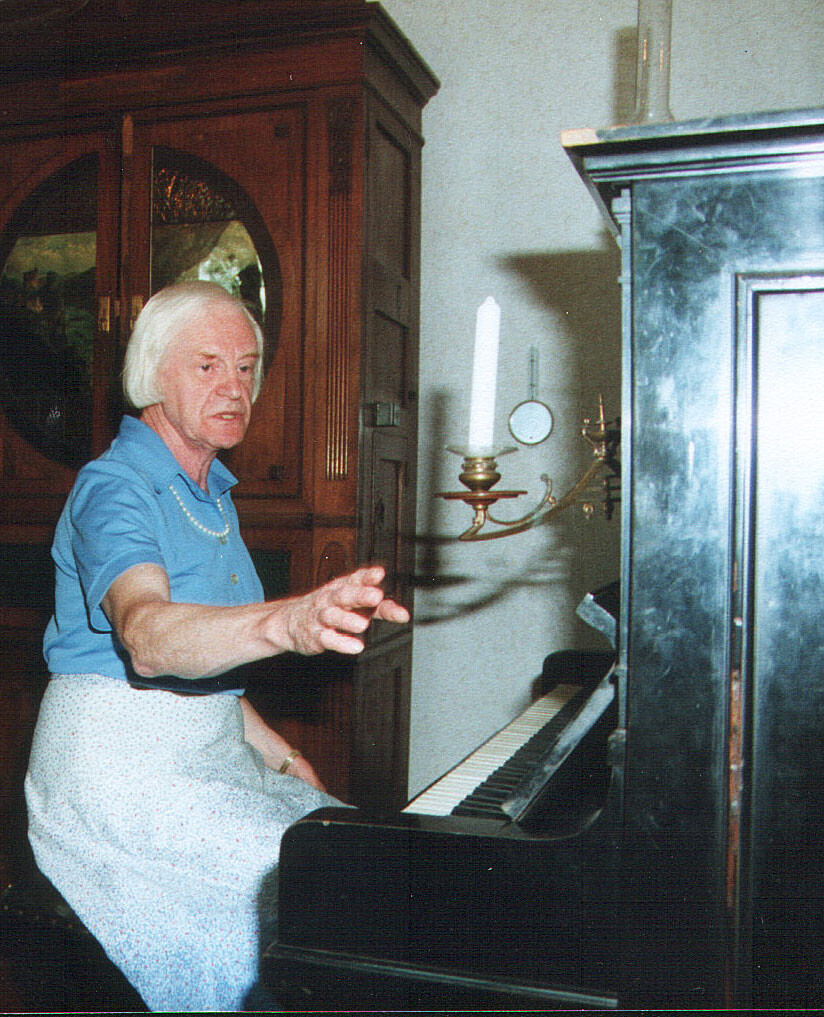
left=372, top=598, right=410, bottom=624
left=330, top=568, right=410, bottom=626
left=285, top=566, right=410, bottom=656
left=329, top=567, right=387, bottom=607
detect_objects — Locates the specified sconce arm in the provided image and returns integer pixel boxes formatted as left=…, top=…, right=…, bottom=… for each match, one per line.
left=439, top=399, right=621, bottom=542
left=466, top=456, right=613, bottom=541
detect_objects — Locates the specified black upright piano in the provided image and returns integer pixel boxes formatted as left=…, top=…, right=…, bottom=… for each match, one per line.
left=266, top=588, right=622, bottom=1010
left=265, top=109, right=824, bottom=1009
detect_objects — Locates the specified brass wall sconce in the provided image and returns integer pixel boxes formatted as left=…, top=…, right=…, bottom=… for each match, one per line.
left=438, top=397, right=620, bottom=541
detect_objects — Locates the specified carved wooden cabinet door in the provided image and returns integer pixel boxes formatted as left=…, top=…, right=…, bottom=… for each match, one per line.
left=360, top=95, right=422, bottom=614
left=0, top=130, right=121, bottom=885
left=125, top=108, right=308, bottom=516
left=0, top=131, right=120, bottom=532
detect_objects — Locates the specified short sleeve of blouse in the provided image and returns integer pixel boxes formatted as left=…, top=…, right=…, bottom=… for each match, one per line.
left=65, top=463, right=166, bottom=632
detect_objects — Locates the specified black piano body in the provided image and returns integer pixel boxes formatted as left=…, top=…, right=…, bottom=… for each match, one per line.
left=264, top=630, right=623, bottom=1010
left=267, top=110, right=824, bottom=1010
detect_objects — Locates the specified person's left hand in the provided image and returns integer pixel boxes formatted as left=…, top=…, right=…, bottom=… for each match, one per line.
left=279, top=750, right=327, bottom=791
left=240, top=696, right=327, bottom=790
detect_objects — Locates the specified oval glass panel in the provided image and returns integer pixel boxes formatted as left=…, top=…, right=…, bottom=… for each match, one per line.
left=150, top=148, right=281, bottom=366
left=0, top=154, right=97, bottom=467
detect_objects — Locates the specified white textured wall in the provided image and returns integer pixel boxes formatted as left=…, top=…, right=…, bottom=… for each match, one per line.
left=378, top=0, right=824, bottom=796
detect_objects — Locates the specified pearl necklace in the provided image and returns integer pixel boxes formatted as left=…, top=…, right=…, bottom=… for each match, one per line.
left=169, top=483, right=230, bottom=544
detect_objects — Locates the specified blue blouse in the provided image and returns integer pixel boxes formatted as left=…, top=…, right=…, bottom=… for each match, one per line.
left=43, top=415, right=264, bottom=692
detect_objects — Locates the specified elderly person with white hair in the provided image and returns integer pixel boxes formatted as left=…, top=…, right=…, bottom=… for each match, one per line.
left=24, top=280, right=409, bottom=1012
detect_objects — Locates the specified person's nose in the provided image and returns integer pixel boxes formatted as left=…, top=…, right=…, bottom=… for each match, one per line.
left=217, top=368, right=243, bottom=399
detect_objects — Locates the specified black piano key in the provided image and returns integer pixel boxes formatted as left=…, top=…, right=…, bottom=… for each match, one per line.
left=462, top=787, right=508, bottom=806
left=452, top=801, right=506, bottom=818
left=450, top=685, right=588, bottom=820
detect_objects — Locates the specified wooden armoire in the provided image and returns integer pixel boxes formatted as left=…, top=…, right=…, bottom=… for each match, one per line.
left=0, top=0, right=438, bottom=884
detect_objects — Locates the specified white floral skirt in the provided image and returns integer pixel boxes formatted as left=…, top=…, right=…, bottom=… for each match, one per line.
left=24, top=674, right=339, bottom=1012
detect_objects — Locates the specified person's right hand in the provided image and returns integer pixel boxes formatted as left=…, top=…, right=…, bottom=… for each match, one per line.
left=278, top=565, right=410, bottom=656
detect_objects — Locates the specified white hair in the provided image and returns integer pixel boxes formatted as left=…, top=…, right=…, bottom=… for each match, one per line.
left=122, top=281, right=265, bottom=409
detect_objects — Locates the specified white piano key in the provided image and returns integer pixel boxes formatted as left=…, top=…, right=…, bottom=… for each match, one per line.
left=403, top=684, right=579, bottom=817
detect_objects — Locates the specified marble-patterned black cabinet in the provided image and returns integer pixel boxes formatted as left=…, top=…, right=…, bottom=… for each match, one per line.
left=565, top=108, right=824, bottom=1008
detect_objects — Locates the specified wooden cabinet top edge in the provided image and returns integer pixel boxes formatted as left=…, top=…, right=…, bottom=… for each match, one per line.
left=0, top=2, right=438, bottom=110
left=0, top=39, right=435, bottom=133
left=364, top=4, right=439, bottom=108
left=0, top=0, right=363, bottom=72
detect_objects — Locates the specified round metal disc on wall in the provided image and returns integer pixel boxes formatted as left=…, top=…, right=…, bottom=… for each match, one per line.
left=508, top=399, right=553, bottom=445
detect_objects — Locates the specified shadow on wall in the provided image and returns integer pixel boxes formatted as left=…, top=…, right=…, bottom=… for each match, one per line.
left=413, top=385, right=573, bottom=624
left=415, top=385, right=452, bottom=586
left=411, top=21, right=633, bottom=615
left=498, top=240, right=624, bottom=603
left=497, top=239, right=622, bottom=401
left=413, top=240, right=622, bottom=626
left=612, top=26, right=639, bottom=127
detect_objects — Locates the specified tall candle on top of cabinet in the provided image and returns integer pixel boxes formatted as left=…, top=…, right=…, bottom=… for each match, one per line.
left=467, top=296, right=501, bottom=452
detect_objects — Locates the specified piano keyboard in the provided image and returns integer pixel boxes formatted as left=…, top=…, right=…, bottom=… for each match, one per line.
left=403, top=683, right=580, bottom=818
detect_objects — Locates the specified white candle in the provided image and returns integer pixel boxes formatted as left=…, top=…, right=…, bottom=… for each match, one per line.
left=467, top=296, right=501, bottom=452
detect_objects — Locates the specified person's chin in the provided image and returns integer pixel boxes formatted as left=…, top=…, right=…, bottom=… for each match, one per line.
left=207, top=418, right=248, bottom=447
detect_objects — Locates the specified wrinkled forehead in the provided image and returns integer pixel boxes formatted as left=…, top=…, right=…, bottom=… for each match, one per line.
left=167, top=299, right=260, bottom=358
